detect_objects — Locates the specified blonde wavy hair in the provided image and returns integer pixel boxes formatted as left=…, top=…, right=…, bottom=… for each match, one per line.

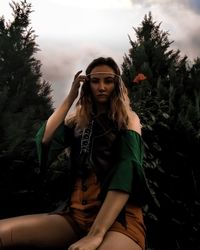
left=66, top=57, right=132, bottom=130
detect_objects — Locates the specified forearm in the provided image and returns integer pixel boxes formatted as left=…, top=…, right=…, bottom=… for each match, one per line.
left=42, top=70, right=86, bottom=144
left=88, top=190, right=129, bottom=238
left=42, top=96, right=74, bottom=144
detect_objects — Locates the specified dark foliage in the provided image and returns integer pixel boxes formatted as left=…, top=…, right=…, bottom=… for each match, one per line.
left=122, top=12, right=200, bottom=250
left=0, top=0, right=54, bottom=218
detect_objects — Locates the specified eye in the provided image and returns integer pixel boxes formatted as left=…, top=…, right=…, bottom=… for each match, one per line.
left=90, top=78, right=99, bottom=84
left=104, top=77, right=115, bottom=84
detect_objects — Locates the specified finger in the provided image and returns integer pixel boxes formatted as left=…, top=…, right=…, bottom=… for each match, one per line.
left=79, top=75, right=88, bottom=82
left=74, top=70, right=83, bottom=79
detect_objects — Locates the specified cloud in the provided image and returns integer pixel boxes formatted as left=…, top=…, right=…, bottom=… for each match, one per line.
left=48, top=0, right=133, bottom=9
left=2, top=0, right=198, bottom=108
left=186, top=0, right=200, bottom=14
left=35, top=0, right=200, bottom=108
left=36, top=38, right=125, bottom=107
left=129, top=0, right=200, bottom=14
left=128, top=0, right=200, bottom=61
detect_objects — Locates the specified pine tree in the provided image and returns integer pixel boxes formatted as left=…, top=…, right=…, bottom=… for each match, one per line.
left=0, top=0, right=53, bottom=157
left=0, top=0, right=53, bottom=217
left=122, top=12, right=200, bottom=250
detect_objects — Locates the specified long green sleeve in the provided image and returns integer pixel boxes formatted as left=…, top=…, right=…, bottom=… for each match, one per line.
left=35, top=121, right=73, bottom=167
left=108, top=130, right=148, bottom=205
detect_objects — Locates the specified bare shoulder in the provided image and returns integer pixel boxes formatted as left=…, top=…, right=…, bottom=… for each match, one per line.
left=127, top=111, right=142, bottom=135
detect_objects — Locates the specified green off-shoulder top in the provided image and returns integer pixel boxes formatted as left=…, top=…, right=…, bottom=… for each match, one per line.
left=35, top=121, right=150, bottom=206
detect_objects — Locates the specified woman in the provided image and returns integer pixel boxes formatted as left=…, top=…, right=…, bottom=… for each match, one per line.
left=0, top=57, right=148, bottom=250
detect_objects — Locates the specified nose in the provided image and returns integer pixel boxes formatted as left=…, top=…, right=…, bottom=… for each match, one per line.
left=98, top=80, right=106, bottom=92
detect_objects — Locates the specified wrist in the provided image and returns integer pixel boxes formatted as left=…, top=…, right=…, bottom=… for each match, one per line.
left=67, top=87, right=79, bottom=103
left=87, top=226, right=106, bottom=238
left=65, top=94, right=75, bottom=106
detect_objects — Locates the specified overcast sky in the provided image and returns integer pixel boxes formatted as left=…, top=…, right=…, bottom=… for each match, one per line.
left=1, top=0, right=200, bottom=107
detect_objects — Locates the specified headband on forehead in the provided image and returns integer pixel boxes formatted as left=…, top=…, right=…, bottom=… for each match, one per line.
left=86, top=72, right=121, bottom=78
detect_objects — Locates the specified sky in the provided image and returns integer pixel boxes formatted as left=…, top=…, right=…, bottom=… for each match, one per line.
left=1, top=0, right=200, bottom=107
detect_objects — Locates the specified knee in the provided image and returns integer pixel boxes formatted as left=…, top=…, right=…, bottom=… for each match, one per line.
left=0, top=222, right=12, bottom=247
left=0, top=226, right=5, bottom=248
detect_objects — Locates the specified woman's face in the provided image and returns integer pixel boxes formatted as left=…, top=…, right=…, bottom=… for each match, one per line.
left=89, top=65, right=116, bottom=105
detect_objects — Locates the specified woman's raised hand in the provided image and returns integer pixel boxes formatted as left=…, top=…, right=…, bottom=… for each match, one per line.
left=68, top=70, right=88, bottom=104
left=41, top=71, right=88, bottom=144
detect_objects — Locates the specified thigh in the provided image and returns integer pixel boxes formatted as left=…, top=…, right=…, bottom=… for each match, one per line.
left=108, top=204, right=145, bottom=249
left=0, top=213, right=79, bottom=248
left=98, top=231, right=142, bottom=250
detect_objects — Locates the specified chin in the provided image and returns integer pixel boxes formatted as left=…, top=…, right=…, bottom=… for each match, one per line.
left=96, top=99, right=109, bottom=104
left=96, top=97, right=109, bottom=102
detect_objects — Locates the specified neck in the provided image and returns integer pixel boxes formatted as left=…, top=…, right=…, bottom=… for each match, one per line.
left=95, top=103, right=109, bottom=115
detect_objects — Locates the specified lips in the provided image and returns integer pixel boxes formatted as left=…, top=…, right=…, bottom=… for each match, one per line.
left=97, top=94, right=107, bottom=96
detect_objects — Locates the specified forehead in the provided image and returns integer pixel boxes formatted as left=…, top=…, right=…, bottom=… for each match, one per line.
left=90, top=65, right=115, bottom=74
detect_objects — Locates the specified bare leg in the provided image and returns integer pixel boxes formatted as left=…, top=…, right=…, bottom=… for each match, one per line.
left=0, top=213, right=79, bottom=248
left=98, top=231, right=142, bottom=250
